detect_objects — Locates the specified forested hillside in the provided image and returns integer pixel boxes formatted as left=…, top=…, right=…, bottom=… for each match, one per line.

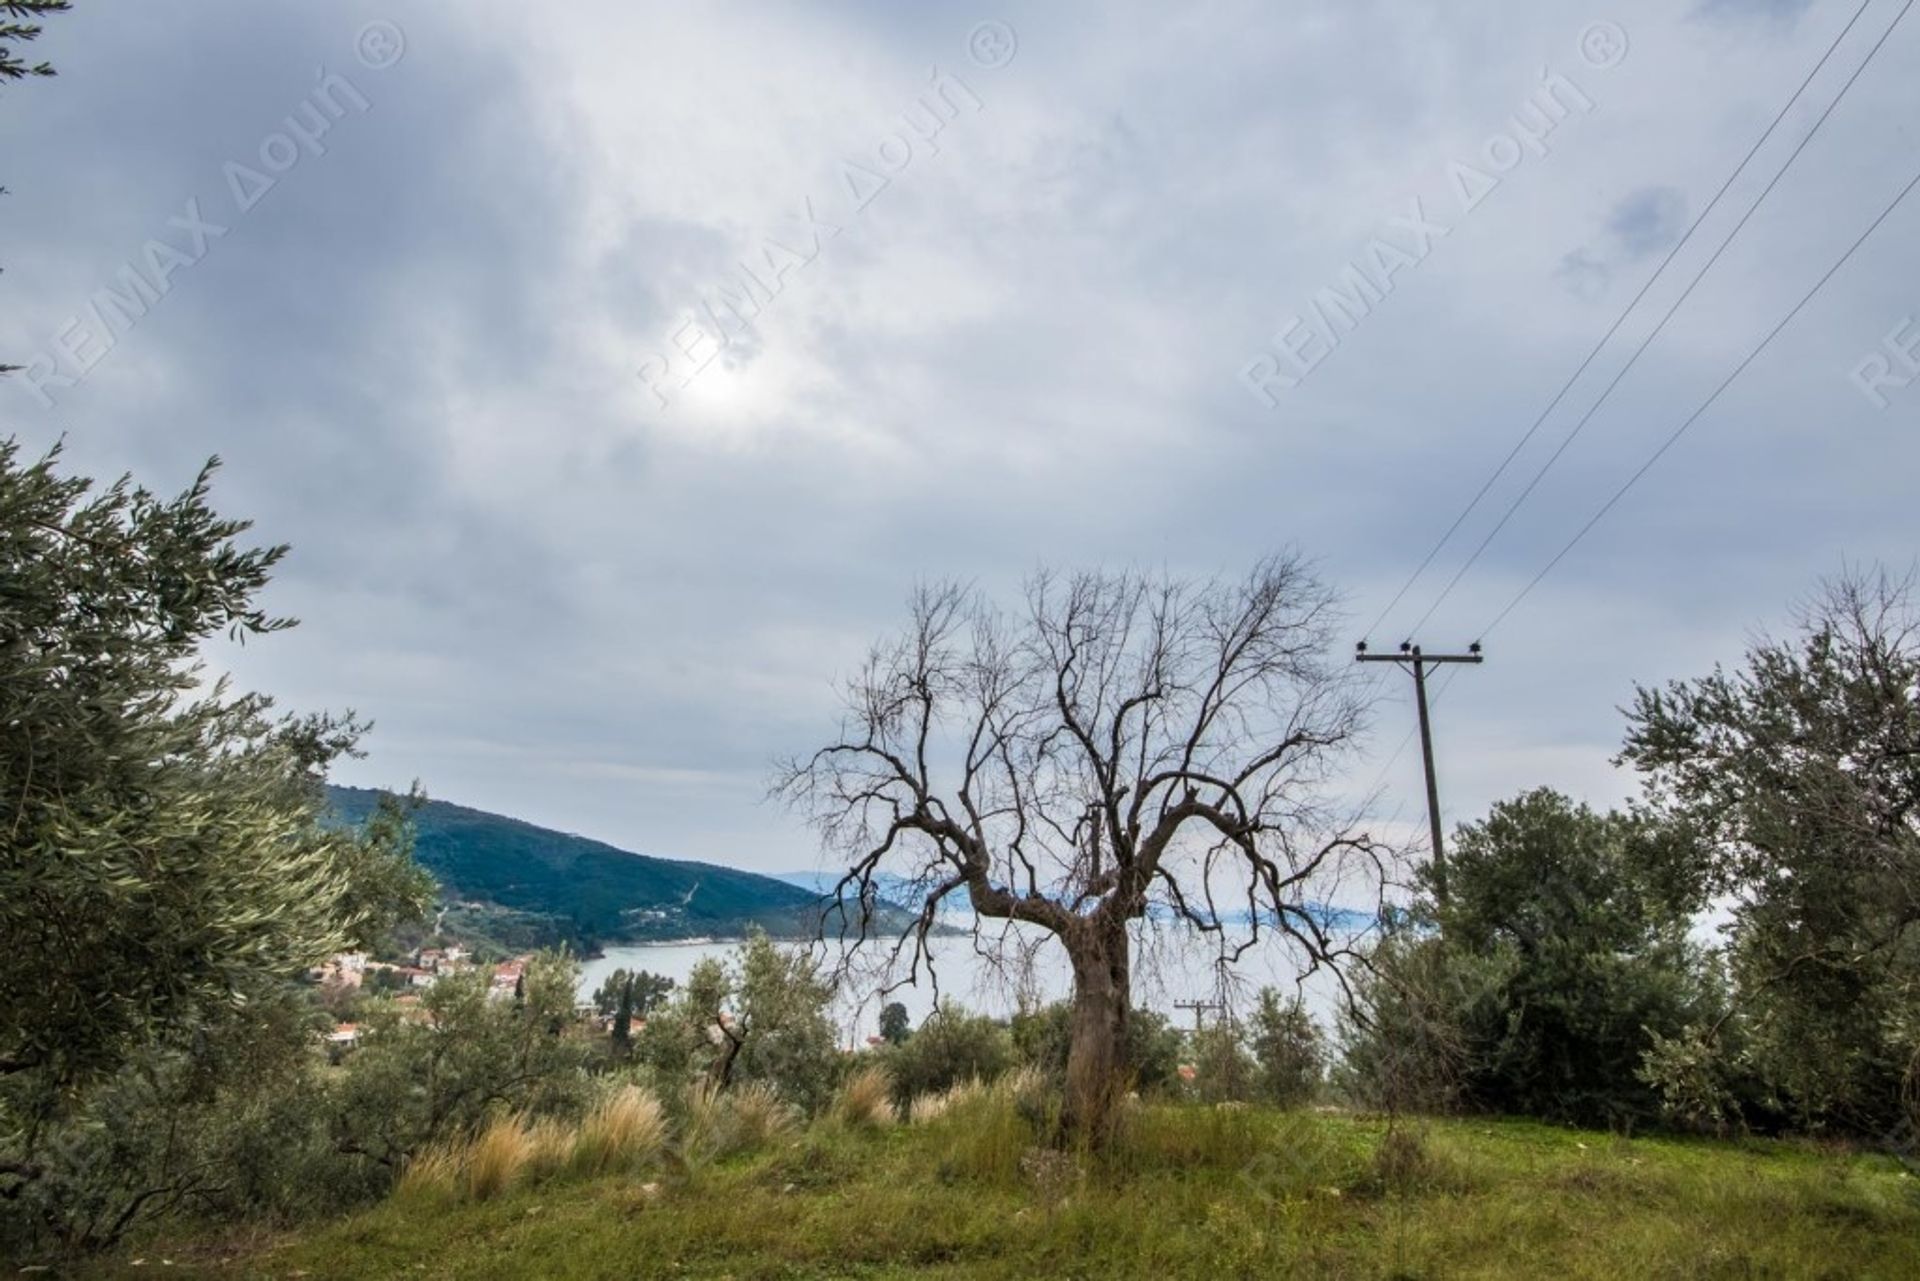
left=327, top=786, right=833, bottom=950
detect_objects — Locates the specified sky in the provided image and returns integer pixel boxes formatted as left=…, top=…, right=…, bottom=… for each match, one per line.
left=3, top=0, right=1917, bottom=875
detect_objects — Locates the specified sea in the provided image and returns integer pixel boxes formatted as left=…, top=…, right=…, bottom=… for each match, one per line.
left=575, top=918, right=1361, bottom=1047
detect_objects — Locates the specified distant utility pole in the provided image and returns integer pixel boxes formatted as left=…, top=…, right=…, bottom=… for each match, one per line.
left=1355, top=641, right=1484, bottom=905
left=1174, top=999, right=1222, bottom=1034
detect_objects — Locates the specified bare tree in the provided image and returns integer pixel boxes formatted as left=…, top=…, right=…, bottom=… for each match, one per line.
left=775, top=556, right=1393, bottom=1136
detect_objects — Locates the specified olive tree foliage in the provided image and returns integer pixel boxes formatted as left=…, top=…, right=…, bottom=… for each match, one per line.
left=2, top=2, right=74, bottom=374
left=1336, top=791, right=1718, bottom=1128
left=0, top=989, right=342, bottom=1256
left=885, top=1005, right=1016, bottom=1103
left=1623, top=569, right=1920, bottom=1135
left=1007, top=1000, right=1184, bottom=1096
left=0, top=0, right=68, bottom=81
left=776, top=558, right=1389, bottom=1135
left=636, top=933, right=840, bottom=1113
left=0, top=443, right=432, bottom=1144
left=328, top=955, right=592, bottom=1172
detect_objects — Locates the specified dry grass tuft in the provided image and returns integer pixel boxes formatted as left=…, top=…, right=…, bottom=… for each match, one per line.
left=680, top=1078, right=731, bottom=1162
left=467, top=1114, right=538, bottom=1201
left=524, top=1115, right=577, bottom=1178
left=574, top=1085, right=669, bottom=1176
left=395, top=1142, right=465, bottom=1201
left=833, top=1065, right=897, bottom=1129
left=727, top=1081, right=799, bottom=1152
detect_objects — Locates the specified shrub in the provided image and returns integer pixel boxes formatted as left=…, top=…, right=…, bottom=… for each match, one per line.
left=886, top=1006, right=1015, bottom=1104
left=1009, top=1002, right=1184, bottom=1094
left=1188, top=1023, right=1259, bottom=1104
left=644, top=936, right=841, bottom=1114
left=1248, top=989, right=1325, bottom=1106
left=330, top=955, right=594, bottom=1170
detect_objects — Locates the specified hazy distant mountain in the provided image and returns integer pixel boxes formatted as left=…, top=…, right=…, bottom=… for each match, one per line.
left=772, top=869, right=1372, bottom=934
left=328, top=786, right=871, bottom=952
left=773, top=869, right=940, bottom=913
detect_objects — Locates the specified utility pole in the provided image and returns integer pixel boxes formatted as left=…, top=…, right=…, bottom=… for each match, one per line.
left=1173, top=999, right=1222, bottom=1034
left=1356, top=641, right=1484, bottom=905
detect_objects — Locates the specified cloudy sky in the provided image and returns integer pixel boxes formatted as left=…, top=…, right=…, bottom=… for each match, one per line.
left=4, top=0, right=1916, bottom=873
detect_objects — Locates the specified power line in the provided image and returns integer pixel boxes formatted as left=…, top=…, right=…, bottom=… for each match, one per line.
left=1357, top=663, right=1463, bottom=836
left=1355, top=643, right=1484, bottom=901
left=1401, top=0, right=1915, bottom=640
left=1361, top=0, right=1888, bottom=644
left=1481, top=161, right=1920, bottom=639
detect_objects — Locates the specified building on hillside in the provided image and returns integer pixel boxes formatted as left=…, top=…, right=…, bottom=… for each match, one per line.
left=309, top=951, right=369, bottom=989
left=393, top=964, right=436, bottom=990
left=415, top=946, right=474, bottom=976
left=489, top=956, right=530, bottom=1000
left=323, top=1022, right=361, bottom=1063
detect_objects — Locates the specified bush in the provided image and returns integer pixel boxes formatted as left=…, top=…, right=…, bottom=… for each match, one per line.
left=330, top=954, right=594, bottom=1169
left=1248, top=989, right=1325, bottom=1106
left=640, top=935, right=841, bottom=1114
left=1336, top=790, right=1724, bottom=1129
left=885, top=1006, right=1016, bottom=1104
left=1008, top=1002, right=1184, bottom=1094
left=1188, top=1022, right=1259, bottom=1104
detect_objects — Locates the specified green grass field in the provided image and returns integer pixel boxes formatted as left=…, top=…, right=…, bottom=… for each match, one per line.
left=86, top=1103, right=1920, bottom=1280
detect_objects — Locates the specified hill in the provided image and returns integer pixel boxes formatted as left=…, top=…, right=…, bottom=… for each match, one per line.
left=327, top=786, right=849, bottom=952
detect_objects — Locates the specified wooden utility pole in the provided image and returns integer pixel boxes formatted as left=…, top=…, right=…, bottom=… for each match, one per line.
left=1174, top=999, right=1222, bottom=1034
left=1356, top=641, right=1484, bottom=905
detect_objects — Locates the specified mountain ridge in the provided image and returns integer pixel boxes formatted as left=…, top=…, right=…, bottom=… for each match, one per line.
left=327, top=785, right=852, bottom=952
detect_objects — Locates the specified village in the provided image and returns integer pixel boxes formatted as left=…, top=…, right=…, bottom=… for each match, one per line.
left=310, top=946, right=536, bottom=1054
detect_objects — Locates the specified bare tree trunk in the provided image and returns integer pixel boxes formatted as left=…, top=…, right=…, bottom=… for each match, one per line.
left=1062, top=921, right=1130, bottom=1141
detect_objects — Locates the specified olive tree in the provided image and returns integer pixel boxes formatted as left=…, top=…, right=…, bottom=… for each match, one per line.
left=0, top=442, right=431, bottom=1168
left=776, top=557, right=1387, bottom=1135
left=1623, top=568, right=1920, bottom=1134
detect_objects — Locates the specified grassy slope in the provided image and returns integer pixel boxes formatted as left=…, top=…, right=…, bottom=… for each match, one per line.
left=92, top=1107, right=1919, bottom=1280
left=328, top=786, right=831, bottom=945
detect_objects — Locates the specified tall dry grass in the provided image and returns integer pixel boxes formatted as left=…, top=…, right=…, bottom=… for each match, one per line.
left=727, top=1081, right=798, bottom=1151
left=573, top=1085, right=668, bottom=1177
left=832, top=1065, right=897, bottom=1129
left=680, top=1078, right=732, bottom=1163
left=467, top=1114, right=539, bottom=1201
left=395, top=1141, right=465, bottom=1201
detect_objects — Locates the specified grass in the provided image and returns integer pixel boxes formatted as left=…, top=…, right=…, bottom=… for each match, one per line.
left=82, top=1103, right=1920, bottom=1280
left=465, top=1113, right=539, bottom=1201
left=571, top=1084, right=669, bottom=1177
left=832, top=1064, right=897, bottom=1129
